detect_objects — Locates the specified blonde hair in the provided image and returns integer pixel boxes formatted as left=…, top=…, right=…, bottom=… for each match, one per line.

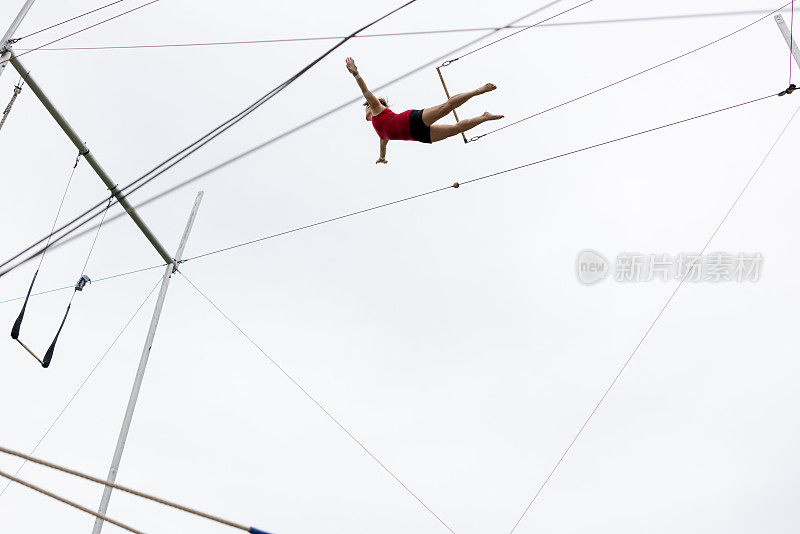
left=363, top=97, right=388, bottom=108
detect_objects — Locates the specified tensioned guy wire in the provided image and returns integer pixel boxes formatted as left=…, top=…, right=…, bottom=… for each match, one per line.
left=0, top=0, right=424, bottom=279
left=10, top=8, right=800, bottom=53
left=11, top=0, right=128, bottom=42
left=0, top=1, right=606, bottom=278
left=5, top=100, right=789, bottom=534
left=1, top=87, right=789, bottom=286
left=76, top=196, right=112, bottom=277
left=37, top=153, right=83, bottom=271
left=178, top=271, right=455, bottom=534
left=506, top=101, right=800, bottom=534
left=33, top=192, right=114, bottom=367
left=7, top=91, right=786, bottom=279
left=7, top=154, right=86, bottom=367
left=470, top=2, right=793, bottom=142
left=2, top=1, right=789, bottom=279
left=14, top=0, right=161, bottom=57
left=61, top=194, right=112, bottom=314
left=1, top=2, right=792, bottom=275
left=441, top=0, right=595, bottom=66
left=0, top=264, right=164, bottom=305
left=0, top=276, right=161, bottom=499
left=175, top=92, right=782, bottom=263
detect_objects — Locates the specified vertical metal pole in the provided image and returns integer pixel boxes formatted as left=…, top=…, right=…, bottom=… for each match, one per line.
left=0, top=0, right=37, bottom=80
left=91, top=191, right=204, bottom=534
left=775, top=14, right=800, bottom=70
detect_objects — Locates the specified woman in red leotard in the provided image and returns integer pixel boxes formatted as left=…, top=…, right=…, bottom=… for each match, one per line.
left=345, top=57, right=504, bottom=164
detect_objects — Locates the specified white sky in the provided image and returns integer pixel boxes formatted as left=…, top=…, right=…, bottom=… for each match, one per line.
left=1, top=1, right=799, bottom=533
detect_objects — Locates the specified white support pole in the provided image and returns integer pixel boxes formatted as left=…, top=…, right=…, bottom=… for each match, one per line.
left=775, top=14, right=800, bottom=70
left=0, top=0, right=37, bottom=80
left=91, top=191, right=204, bottom=534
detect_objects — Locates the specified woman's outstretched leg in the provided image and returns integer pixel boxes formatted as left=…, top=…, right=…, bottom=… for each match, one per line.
left=422, top=83, right=497, bottom=126
left=430, top=112, right=504, bottom=142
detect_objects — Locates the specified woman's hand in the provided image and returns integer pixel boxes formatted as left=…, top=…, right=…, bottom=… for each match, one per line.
left=345, top=57, right=359, bottom=76
left=375, top=158, right=388, bottom=164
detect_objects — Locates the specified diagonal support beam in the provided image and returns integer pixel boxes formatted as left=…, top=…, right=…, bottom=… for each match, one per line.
left=7, top=50, right=173, bottom=265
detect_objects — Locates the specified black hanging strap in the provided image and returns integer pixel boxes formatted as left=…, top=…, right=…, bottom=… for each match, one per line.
left=36, top=195, right=109, bottom=368
left=11, top=270, right=37, bottom=340
left=9, top=154, right=85, bottom=368
left=43, top=303, right=70, bottom=369
left=10, top=161, right=107, bottom=369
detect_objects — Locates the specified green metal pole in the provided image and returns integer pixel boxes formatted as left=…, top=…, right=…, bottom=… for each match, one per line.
left=8, top=51, right=173, bottom=264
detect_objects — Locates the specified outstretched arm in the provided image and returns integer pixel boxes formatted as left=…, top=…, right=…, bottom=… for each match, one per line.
left=377, top=139, right=388, bottom=164
left=346, top=57, right=385, bottom=116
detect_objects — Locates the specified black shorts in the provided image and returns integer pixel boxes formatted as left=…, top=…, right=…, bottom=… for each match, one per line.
left=409, top=109, right=432, bottom=144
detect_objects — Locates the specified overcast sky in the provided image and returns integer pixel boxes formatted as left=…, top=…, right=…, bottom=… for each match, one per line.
left=1, top=1, right=799, bottom=533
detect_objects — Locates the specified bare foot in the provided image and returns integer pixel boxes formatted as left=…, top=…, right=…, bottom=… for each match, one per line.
left=483, top=112, right=504, bottom=121
left=475, top=83, right=497, bottom=95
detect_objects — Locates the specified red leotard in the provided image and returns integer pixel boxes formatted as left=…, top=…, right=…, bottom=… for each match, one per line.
left=371, top=108, right=414, bottom=141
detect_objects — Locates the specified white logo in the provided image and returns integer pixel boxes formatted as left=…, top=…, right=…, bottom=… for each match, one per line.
left=576, top=249, right=610, bottom=285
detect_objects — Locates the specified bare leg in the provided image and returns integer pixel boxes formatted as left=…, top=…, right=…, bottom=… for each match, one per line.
left=422, top=83, right=497, bottom=126
left=430, top=112, right=504, bottom=143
